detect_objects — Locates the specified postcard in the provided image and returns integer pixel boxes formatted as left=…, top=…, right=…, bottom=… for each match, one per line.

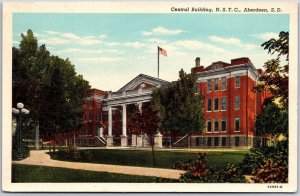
left=2, top=1, right=298, bottom=192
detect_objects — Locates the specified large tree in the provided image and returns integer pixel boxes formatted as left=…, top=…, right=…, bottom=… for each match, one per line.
left=254, top=31, right=289, bottom=109
left=153, top=69, right=205, bottom=147
left=13, top=29, right=90, bottom=138
left=255, top=101, right=288, bottom=137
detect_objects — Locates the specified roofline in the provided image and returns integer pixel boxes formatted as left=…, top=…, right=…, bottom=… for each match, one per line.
left=117, top=73, right=170, bottom=92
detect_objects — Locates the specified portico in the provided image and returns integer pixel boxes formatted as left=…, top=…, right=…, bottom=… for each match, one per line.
left=103, top=74, right=169, bottom=147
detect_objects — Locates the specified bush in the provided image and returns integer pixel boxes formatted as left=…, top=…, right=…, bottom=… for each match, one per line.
left=239, top=141, right=288, bottom=183
left=175, top=153, right=245, bottom=183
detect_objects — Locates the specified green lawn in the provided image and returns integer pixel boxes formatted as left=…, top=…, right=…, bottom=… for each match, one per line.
left=50, top=149, right=248, bottom=169
left=12, top=164, right=157, bottom=183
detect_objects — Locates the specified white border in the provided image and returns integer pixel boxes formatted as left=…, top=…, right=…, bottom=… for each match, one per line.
left=2, top=1, right=298, bottom=192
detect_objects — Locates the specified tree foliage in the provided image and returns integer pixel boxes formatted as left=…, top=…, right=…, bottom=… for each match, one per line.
left=255, top=102, right=288, bottom=137
left=13, top=29, right=90, bottom=137
left=254, top=31, right=289, bottom=108
left=152, top=69, right=205, bottom=141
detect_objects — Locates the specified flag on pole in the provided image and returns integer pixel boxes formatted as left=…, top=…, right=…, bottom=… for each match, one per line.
left=158, top=46, right=167, bottom=57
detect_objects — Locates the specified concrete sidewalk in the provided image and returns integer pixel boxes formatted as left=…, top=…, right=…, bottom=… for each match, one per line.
left=12, top=150, right=184, bottom=179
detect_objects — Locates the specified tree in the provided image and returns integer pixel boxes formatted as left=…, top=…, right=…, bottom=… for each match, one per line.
left=12, top=29, right=90, bottom=140
left=153, top=69, right=205, bottom=147
left=255, top=101, right=288, bottom=139
left=254, top=31, right=289, bottom=109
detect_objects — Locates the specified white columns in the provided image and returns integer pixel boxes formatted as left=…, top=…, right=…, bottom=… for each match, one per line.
left=122, top=104, right=127, bottom=136
left=138, top=102, right=142, bottom=112
left=107, top=106, right=113, bottom=146
left=121, top=104, right=128, bottom=146
left=108, top=106, right=112, bottom=136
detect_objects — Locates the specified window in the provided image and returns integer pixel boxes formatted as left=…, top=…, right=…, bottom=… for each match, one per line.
left=207, top=137, right=212, bottom=146
left=235, top=96, right=240, bottom=110
left=207, top=120, right=212, bottom=133
left=235, top=118, right=240, bottom=132
left=221, top=97, right=226, bottom=111
left=207, top=98, right=212, bottom=112
left=235, top=137, right=240, bottom=146
left=235, top=76, right=240, bottom=88
left=214, top=137, right=219, bottom=146
left=96, top=113, right=98, bottom=121
left=196, top=137, right=200, bottom=146
left=97, top=102, right=101, bottom=109
left=214, top=98, right=219, bottom=111
left=221, top=118, right=227, bottom=132
left=221, top=137, right=226, bottom=146
left=221, top=77, right=226, bottom=90
left=214, top=119, right=219, bottom=132
left=214, top=78, right=219, bottom=91
left=207, top=79, right=212, bottom=92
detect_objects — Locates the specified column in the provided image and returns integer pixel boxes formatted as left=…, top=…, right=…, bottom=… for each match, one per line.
left=107, top=106, right=113, bottom=146
left=121, top=104, right=128, bottom=146
left=154, top=132, right=163, bottom=148
left=138, top=102, right=142, bottom=112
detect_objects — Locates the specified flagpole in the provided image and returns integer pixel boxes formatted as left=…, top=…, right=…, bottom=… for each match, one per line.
left=157, top=46, right=160, bottom=78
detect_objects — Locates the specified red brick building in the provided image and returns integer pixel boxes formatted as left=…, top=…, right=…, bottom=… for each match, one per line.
left=54, top=57, right=269, bottom=148
left=190, top=57, right=270, bottom=148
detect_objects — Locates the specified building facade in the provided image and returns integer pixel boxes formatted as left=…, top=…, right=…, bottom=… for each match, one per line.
left=54, top=57, right=270, bottom=148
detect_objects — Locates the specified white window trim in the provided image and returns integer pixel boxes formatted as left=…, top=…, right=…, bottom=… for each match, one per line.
left=221, top=119, right=227, bottom=132
left=213, top=119, right=219, bottom=133
left=234, top=95, right=240, bottom=110
left=214, top=98, right=219, bottom=112
left=221, top=77, right=227, bottom=91
left=221, top=97, right=227, bottom=111
left=207, top=120, right=212, bottom=133
left=234, top=118, right=240, bottom=132
left=207, top=79, right=212, bottom=93
left=207, top=98, right=212, bottom=112
left=214, top=78, right=219, bottom=91
left=235, top=76, right=241, bottom=89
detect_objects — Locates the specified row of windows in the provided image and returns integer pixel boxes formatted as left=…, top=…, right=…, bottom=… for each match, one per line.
left=207, top=76, right=240, bottom=92
left=207, top=118, right=240, bottom=133
left=207, top=96, right=240, bottom=111
left=195, top=137, right=240, bottom=147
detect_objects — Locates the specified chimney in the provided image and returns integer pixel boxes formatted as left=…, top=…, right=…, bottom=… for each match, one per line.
left=195, top=57, right=200, bottom=67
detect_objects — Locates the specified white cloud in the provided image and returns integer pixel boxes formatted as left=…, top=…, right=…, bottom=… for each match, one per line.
left=253, top=32, right=278, bottom=40
left=45, top=31, right=61, bottom=35
left=209, top=35, right=259, bottom=50
left=209, top=36, right=241, bottom=45
left=106, top=42, right=120, bottom=46
left=175, top=40, right=228, bottom=54
left=40, top=37, right=70, bottom=45
left=57, top=48, right=103, bottom=54
left=62, top=33, right=81, bottom=40
left=124, top=42, right=145, bottom=48
left=142, top=26, right=184, bottom=36
left=146, top=38, right=167, bottom=44
left=77, top=57, right=124, bottom=63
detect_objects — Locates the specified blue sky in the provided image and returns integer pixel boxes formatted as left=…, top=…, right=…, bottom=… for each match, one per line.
left=13, top=13, right=289, bottom=91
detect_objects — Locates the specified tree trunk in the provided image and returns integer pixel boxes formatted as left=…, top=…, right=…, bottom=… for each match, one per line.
left=188, top=134, right=191, bottom=149
left=151, top=138, right=156, bottom=166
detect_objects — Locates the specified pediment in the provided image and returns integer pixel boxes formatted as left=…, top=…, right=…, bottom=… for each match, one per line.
left=117, top=74, right=170, bottom=92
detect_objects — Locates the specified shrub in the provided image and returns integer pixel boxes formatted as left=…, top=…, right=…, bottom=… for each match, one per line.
left=240, top=141, right=288, bottom=183
left=176, top=153, right=245, bottom=183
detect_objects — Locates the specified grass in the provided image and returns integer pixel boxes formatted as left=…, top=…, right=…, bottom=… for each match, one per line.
left=11, top=164, right=157, bottom=183
left=49, top=149, right=249, bottom=169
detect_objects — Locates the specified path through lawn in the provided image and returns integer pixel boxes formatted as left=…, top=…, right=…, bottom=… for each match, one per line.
left=50, top=149, right=249, bottom=169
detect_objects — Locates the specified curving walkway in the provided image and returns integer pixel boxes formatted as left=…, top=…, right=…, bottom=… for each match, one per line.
left=12, top=150, right=184, bottom=179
